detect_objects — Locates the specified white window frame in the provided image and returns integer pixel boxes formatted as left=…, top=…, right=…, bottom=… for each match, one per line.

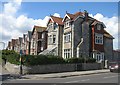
left=64, top=21, right=70, bottom=28
left=95, top=33, right=103, bottom=44
left=97, top=24, right=101, bottom=30
left=48, top=35, right=52, bottom=44
left=53, top=35, right=56, bottom=44
left=64, top=33, right=71, bottom=43
left=96, top=52, right=104, bottom=62
left=64, top=49, right=71, bottom=59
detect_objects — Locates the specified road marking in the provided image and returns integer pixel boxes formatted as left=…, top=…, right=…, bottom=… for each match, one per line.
left=81, top=79, right=90, bottom=82
left=65, top=80, right=79, bottom=83
left=103, top=76, right=117, bottom=79
left=65, top=78, right=90, bottom=83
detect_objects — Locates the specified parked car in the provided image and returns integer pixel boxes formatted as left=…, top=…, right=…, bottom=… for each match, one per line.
left=109, top=61, right=120, bottom=72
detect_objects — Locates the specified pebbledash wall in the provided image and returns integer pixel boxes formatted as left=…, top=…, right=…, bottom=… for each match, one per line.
left=5, top=62, right=103, bottom=74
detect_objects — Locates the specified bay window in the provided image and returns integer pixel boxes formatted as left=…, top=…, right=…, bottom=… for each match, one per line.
left=64, top=49, right=71, bottom=59
left=64, top=33, right=71, bottom=43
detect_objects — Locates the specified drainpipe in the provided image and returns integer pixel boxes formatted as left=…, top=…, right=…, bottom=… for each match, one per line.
left=77, top=38, right=83, bottom=58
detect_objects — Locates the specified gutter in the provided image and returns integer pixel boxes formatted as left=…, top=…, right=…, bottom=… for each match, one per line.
left=77, top=38, right=83, bottom=58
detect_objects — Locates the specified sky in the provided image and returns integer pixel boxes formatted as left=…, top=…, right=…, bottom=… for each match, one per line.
left=0, top=0, right=118, bottom=50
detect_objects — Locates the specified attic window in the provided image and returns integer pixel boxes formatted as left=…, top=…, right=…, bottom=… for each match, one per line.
left=97, top=24, right=101, bottom=30
left=64, top=21, right=70, bottom=28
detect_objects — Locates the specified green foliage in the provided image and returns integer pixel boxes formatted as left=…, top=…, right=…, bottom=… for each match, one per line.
left=2, top=50, right=96, bottom=66
left=65, top=57, right=96, bottom=63
left=2, top=50, right=20, bottom=65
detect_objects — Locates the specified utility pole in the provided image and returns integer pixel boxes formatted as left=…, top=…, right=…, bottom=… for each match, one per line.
left=20, top=49, right=23, bottom=75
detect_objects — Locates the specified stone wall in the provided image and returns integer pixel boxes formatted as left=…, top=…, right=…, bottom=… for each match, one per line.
left=5, top=62, right=102, bottom=74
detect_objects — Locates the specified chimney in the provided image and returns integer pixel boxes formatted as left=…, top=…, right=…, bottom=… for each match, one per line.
left=84, top=10, right=88, bottom=21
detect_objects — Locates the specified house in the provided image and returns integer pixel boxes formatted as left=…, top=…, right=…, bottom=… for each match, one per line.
left=30, top=25, right=47, bottom=55
left=39, top=15, right=63, bottom=57
left=26, top=31, right=32, bottom=55
left=61, top=11, right=114, bottom=63
left=14, top=39, right=19, bottom=53
left=7, top=41, right=12, bottom=50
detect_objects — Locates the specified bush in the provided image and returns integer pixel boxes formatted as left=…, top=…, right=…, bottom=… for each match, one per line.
left=65, top=57, right=96, bottom=64
left=2, top=50, right=20, bottom=65
left=2, top=50, right=96, bottom=66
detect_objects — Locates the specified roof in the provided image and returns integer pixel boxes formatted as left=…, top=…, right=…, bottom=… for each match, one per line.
left=103, top=30, right=114, bottom=39
left=63, top=11, right=84, bottom=22
left=91, top=19, right=106, bottom=28
left=49, top=16, right=63, bottom=25
left=32, top=25, right=47, bottom=35
left=113, top=50, right=120, bottom=53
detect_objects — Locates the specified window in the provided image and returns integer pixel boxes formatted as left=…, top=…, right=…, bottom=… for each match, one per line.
left=95, top=33, right=103, bottom=44
left=64, top=33, right=71, bottom=43
left=96, top=53, right=104, bottom=62
left=64, top=49, right=71, bottom=59
left=48, top=23, right=53, bottom=29
left=48, top=35, right=52, bottom=44
left=64, top=21, right=70, bottom=28
left=53, top=35, right=56, bottom=43
left=54, top=23, right=57, bottom=30
left=97, top=24, right=101, bottom=30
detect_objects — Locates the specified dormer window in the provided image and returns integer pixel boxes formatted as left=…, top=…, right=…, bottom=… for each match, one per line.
left=64, top=21, right=70, bottom=28
left=48, top=23, right=53, bottom=29
left=54, top=23, right=57, bottom=30
left=97, top=24, right=101, bottom=30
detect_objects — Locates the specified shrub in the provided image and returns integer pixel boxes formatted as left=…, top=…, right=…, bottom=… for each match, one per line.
left=2, top=50, right=96, bottom=66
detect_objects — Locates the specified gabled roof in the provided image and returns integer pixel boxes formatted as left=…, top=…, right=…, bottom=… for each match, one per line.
left=103, top=30, right=114, bottom=39
left=91, top=19, right=106, bottom=28
left=32, top=25, right=47, bottom=35
left=62, top=11, right=84, bottom=22
left=47, top=16, right=63, bottom=25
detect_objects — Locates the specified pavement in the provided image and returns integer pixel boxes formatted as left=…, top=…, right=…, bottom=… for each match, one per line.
left=21, top=69, right=110, bottom=80
left=0, top=64, right=110, bottom=80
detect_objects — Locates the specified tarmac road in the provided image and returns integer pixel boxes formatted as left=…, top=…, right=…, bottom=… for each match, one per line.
left=2, top=72, right=119, bottom=83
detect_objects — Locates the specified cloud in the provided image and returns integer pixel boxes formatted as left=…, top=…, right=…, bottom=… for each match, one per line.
left=89, top=13, right=118, bottom=49
left=1, top=0, right=59, bottom=48
left=53, top=13, right=60, bottom=17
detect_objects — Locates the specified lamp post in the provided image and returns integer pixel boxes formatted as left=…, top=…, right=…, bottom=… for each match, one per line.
left=19, top=50, right=23, bottom=75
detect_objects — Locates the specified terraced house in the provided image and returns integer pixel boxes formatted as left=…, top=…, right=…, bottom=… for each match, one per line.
left=40, top=16, right=63, bottom=57
left=30, top=25, right=47, bottom=55
left=7, top=10, right=114, bottom=62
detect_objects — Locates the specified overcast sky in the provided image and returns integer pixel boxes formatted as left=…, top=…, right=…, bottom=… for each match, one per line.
left=0, top=0, right=118, bottom=50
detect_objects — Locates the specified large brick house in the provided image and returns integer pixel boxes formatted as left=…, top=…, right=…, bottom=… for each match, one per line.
left=39, top=15, right=63, bottom=57
left=61, top=11, right=114, bottom=62
left=30, top=25, right=47, bottom=55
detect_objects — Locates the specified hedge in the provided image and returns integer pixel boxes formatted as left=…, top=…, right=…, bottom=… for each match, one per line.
left=2, top=50, right=96, bottom=66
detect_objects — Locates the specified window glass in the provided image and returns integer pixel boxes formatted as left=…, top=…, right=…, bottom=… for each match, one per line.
left=97, top=24, right=101, bottom=30
left=53, top=35, right=56, bottom=43
left=64, top=49, right=71, bottom=59
left=64, top=33, right=71, bottom=43
left=95, top=33, right=103, bottom=44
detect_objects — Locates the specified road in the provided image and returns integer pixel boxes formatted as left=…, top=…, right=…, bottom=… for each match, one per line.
left=2, top=72, right=119, bottom=84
